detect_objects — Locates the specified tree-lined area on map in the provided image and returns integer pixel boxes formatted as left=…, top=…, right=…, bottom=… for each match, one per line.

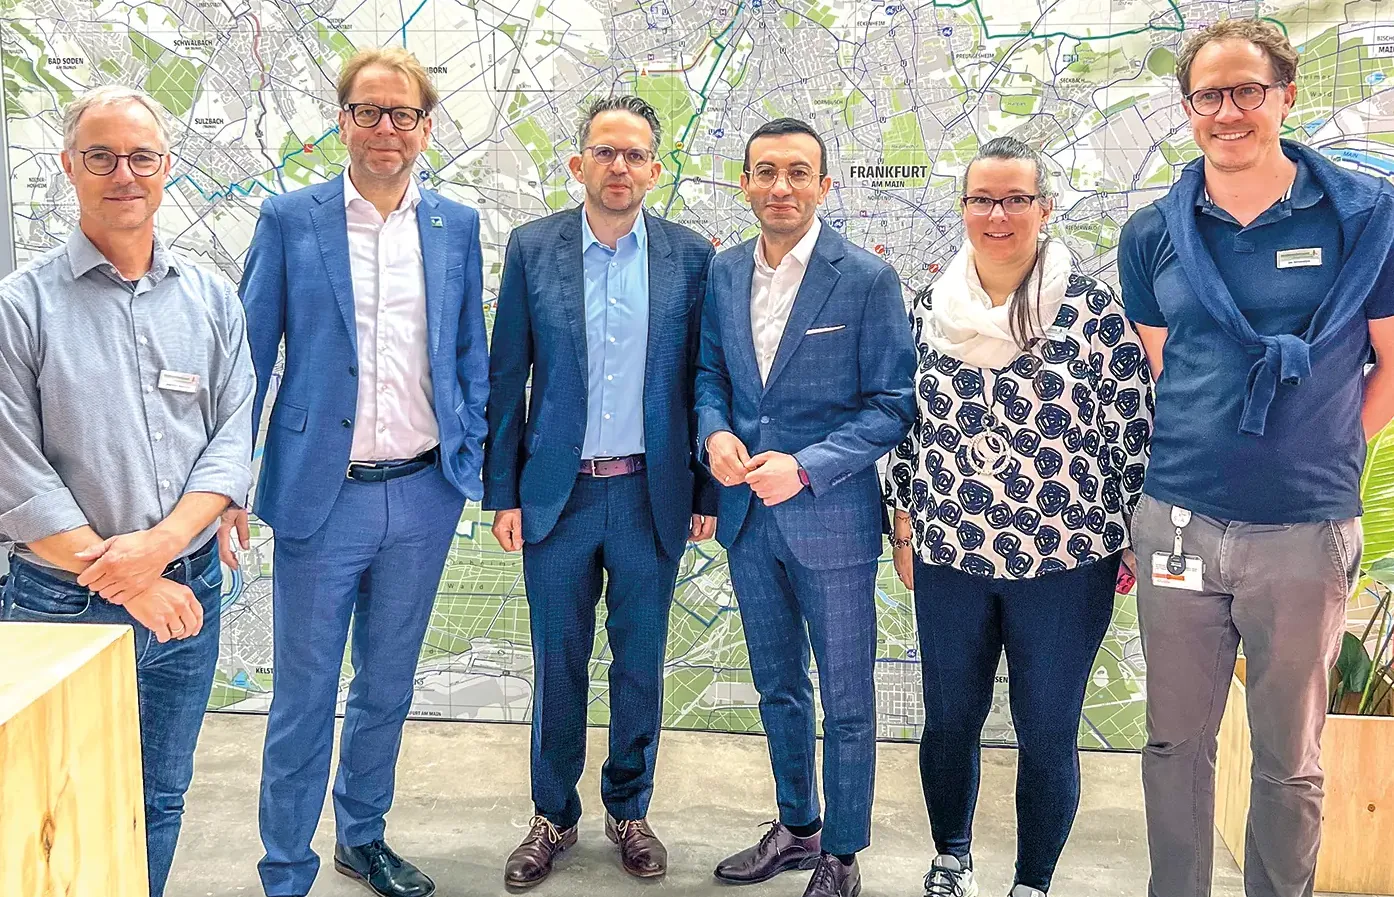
left=5, top=0, right=1390, bottom=748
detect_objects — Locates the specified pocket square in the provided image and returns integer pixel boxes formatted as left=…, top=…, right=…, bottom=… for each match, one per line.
left=806, top=324, right=846, bottom=335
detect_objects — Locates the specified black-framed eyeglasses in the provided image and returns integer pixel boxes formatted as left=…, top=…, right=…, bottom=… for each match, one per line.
left=342, top=103, right=427, bottom=131
left=78, top=149, right=165, bottom=177
left=745, top=166, right=821, bottom=190
left=961, top=194, right=1038, bottom=216
left=1184, top=81, right=1287, bottom=116
left=585, top=144, right=655, bottom=167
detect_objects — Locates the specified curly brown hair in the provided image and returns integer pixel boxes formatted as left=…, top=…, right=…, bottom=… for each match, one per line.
left=1176, top=19, right=1298, bottom=95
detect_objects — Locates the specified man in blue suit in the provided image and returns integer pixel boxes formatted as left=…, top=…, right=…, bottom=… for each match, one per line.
left=484, top=96, right=716, bottom=889
left=695, top=119, right=915, bottom=897
left=225, top=48, right=487, bottom=897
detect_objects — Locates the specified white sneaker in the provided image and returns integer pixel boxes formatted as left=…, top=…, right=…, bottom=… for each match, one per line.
left=923, top=854, right=978, bottom=897
left=1009, top=886, right=1046, bottom=897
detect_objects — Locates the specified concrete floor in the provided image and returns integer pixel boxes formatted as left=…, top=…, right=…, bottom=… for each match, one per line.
left=169, top=714, right=1246, bottom=897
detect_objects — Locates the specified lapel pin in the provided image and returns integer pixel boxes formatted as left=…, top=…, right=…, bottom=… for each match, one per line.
left=430, top=216, right=443, bottom=228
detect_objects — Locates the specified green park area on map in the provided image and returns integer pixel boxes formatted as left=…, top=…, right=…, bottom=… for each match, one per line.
left=6, top=0, right=1393, bottom=749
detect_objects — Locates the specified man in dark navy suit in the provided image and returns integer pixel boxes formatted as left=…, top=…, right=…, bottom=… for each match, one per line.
left=484, top=95, right=716, bottom=888
left=696, top=119, right=916, bottom=897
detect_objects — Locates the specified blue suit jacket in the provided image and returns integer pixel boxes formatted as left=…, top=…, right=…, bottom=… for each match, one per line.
left=482, top=207, right=716, bottom=559
left=240, top=175, right=488, bottom=540
left=695, top=222, right=916, bottom=570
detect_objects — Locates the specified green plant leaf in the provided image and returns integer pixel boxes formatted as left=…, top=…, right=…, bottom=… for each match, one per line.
left=1335, top=631, right=1374, bottom=696
left=1360, top=426, right=1394, bottom=571
left=1367, top=560, right=1394, bottom=588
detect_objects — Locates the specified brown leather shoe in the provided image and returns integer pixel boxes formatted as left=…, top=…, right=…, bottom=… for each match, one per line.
left=714, top=821, right=822, bottom=884
left=604, top=815, right=667, bottom=878
left=801, top=853, right=861, bottom=897
left=504, top=816, right=577, bottom=889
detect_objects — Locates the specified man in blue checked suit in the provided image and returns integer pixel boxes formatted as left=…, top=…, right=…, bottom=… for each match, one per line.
left=695, top=119, right=916, bottom=897
left=223, top=49, right=487, bottom=897
left=485, top=96, right=717, bottom=889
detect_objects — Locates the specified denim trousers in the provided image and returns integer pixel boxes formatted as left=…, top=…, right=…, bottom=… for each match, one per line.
left=2, top=542, right=223, bottom=897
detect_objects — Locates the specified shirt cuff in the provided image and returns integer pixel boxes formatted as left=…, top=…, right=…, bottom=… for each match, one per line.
left=0, top=487, right=90, bottom=544
left=182, top=463, right=252, bottom=506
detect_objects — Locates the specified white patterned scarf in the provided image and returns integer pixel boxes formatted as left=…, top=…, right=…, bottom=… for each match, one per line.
left=926, top=238, right=1075, bottom=368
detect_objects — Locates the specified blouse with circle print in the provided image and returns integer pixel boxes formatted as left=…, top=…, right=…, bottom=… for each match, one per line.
left=884, top=270, right=1154, bottom=580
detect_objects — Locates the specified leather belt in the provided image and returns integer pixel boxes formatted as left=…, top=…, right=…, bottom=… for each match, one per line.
left=161, top=537, right=218, bottom=584
left=346, top=446, right=440, bottom=482
left=578, top=454, right=645, bottom=478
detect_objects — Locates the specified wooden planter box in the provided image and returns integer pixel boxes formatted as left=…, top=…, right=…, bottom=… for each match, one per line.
left=1216, top=657, right=1394, bottom=894
left=0, top=623, right=147, bottom=897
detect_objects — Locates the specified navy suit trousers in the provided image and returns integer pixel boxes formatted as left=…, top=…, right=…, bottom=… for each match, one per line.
left=522, top=471, right=679, bottom=829
left=727, top=500, right=879, bottom=855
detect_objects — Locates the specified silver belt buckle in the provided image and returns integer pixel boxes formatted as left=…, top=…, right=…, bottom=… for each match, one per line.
left=589, top=456, right=618, bottom=478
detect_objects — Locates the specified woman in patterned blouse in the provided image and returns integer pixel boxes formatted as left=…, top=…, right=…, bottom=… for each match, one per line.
left=884, top=137, right=1153, bottom=897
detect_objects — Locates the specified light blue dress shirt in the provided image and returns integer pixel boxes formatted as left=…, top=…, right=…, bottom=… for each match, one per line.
left=581, top=209, right=649, bottom=458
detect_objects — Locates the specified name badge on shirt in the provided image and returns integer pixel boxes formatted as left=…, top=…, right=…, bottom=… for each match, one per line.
left=1045, top=324, right=1070, bottom=342
left=158, top=370, right=201, bottom=394
left=1276, top=247, right=1322, bottom=269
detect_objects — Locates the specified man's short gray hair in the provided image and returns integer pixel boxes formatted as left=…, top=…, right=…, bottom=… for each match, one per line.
left=63, top=85, right=171, bottom=152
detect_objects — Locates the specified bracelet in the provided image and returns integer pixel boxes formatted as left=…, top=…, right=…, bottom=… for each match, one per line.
left=889, top=534, right=912, bottom=549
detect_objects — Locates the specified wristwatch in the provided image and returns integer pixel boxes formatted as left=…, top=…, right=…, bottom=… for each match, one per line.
left=797, top=464, right=810, bottom=487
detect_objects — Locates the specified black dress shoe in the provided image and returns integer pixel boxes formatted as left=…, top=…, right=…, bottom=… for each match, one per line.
left=334, top=840, right=436, bottom=897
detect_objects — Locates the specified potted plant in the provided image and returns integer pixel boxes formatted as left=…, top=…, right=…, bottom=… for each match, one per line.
left=1214, top=429, right=1394, bottom=895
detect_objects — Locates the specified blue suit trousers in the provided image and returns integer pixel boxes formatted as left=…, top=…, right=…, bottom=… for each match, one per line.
left=727, top=500, right=879, bottom=856
left=522, top=471, right=679, bottom=830
left=256, top=463, right=464, bottom=896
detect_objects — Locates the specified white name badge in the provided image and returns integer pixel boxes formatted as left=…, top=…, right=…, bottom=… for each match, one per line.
left=1045, top=324, right=1070, bottom=342
left=1152, top=552, right=1204, bottom=591
left=1276, top=247, right=1322, bottom=269
left=158, top=370, right=201, bottom=394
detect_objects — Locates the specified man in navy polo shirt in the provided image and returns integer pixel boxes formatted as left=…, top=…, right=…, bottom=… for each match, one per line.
left=1118, top=19, right=1394, bottom=897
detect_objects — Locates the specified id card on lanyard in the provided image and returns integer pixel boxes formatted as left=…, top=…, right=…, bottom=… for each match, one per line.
left=1151, top=505, right=1204, bottom=591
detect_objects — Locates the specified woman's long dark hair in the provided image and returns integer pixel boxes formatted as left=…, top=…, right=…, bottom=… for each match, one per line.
left=964, top=136, right=1056, bottom=349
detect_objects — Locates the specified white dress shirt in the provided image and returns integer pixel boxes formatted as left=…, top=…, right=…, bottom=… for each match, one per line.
left=344, top=169, right=438, bottom=461
left=750, top=216, right=822, bottom=384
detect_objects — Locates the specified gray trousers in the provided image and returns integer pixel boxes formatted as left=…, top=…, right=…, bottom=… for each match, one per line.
left=1132, top=494, right=1360, bottom=897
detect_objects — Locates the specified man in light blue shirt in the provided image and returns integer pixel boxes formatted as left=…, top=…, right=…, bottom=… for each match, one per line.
left=580, top=208, right=648, bottom=458
left=0, top=86, right=254, bottom=897
left=485, top=96, right=717, bottom=888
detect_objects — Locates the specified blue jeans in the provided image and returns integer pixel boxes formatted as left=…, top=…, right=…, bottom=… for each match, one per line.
left=1, top=542, right=223, bottom=897
left=913, top=554, right=1117, bottom=892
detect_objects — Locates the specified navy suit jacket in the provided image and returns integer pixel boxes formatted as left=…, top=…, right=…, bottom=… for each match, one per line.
left=482, top=207, right=717, bottom=559
left=695, top=221, right=916, bottom=570
left=240, top=175, right=488, bottom=540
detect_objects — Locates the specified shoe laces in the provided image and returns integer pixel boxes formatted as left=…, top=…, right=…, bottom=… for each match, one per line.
left=755, top=819, right=784, bottom=853
left=809, top=854, right=841, bottom=890
left=361, top=839, right=402, bottom=875
left=527, top=815, right=564, bottom=845
left=615, top=818, right=652, bottom=839
left=923, top=861, right=968, bottom=897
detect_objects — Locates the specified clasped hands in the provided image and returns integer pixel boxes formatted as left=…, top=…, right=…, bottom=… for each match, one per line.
left=74, top=527, right=204, bottom=643
left=706, top=431, right=805, bottom=506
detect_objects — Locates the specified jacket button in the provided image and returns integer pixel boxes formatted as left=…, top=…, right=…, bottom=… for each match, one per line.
left=349, top=365, right=357, bottom=376
left=760, top=415, right=770, bottom=424
left=341, top=419, right=352, bottom=428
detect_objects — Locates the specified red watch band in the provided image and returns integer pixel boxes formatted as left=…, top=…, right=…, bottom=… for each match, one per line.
left=797, top=465, right=810, bottom=487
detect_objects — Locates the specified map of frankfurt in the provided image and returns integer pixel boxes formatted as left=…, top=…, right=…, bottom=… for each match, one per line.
left=5, top=0, right=1394, bottom=749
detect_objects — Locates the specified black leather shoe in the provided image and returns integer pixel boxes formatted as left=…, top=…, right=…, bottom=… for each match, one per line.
left=334, top=840, right=436, bottom=897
